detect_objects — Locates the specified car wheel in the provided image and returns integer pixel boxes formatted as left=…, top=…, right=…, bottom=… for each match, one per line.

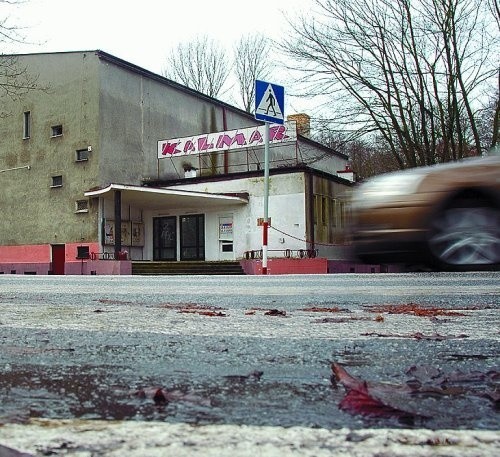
left=427, top=200, right=500, bottom=269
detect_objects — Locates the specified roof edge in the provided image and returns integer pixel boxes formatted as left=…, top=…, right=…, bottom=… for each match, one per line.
left=84, top=183, right=249, bottom=203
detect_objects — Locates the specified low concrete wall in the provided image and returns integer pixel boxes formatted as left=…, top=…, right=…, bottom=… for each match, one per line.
left=239, top=259, right=403, bottom=275
left=0, top=245, right=51, bottom=262
left=65, top=260, right=132, bottom=275
left=0, top=261, right=132, bottom=275
left=0, top=263, right=51, bottom=275
left=0, top=242, right=132, bottom=275
left=241, top=258, right=328, bottom=275
left=327, top=260, right=403, bottom=273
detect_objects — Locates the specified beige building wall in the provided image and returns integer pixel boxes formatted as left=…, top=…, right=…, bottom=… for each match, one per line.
left=0, top=52, right=101, bottom=246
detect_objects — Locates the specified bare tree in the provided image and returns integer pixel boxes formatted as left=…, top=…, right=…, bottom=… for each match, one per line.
left=486, top=0, right=499, bottom=147
left=164, top=36, right=230, bottom=99
left=476, top=84, right=499, bottom=149
left=1, top=0, right=38, bottom=112
left=317, top=130, right=400, bottom=180
left=281, top=0, right=499, bottom=170
left=233, top=34, right=273, bottom=112
left=487, top=0, right=500, bottom=28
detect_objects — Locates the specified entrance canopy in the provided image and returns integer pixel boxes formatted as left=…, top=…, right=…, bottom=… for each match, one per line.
left=84, top=184, right=248, bottom=210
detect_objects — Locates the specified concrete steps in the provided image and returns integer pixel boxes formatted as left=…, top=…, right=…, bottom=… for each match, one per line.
left=132, top=261, right=246, bottom=276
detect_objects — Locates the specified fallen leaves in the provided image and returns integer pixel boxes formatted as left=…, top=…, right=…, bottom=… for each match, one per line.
left=302, top=306, right=342, bottom=313
left=95, top=299, right=134, bottom=305
left=264, top=309, right=287, bottom=316
left=331, top=363, right=423, bottom=420
left=159, top=302, right=227, bottom=317
left=133, top=387, right=211, bottom=407
left=331, top=363, right=499, bottom=421
left=157, top=303, right=291, bottom=317
left=245, top=308, right=287, bottom=316
left=364, top=303, right=466, bottom=317
left=314, top=317, right=377, bottom=324
left=178, top=309, right=226, bottom=317
left=361, top=332, right=469, bottom=340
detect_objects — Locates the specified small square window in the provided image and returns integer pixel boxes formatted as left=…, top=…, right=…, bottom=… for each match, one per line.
left=51, top=125, right=63, bottom=137
left=51, top=175, right=63, bottom=187
left=75, top=199, right=89, bottom=213
left=221, top=243, right=233, bottom=252
left=76, top=148, right=89, bottom=162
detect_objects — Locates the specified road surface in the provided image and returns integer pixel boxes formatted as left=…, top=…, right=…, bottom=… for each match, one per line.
left=0, top=272, right=498, bottom=456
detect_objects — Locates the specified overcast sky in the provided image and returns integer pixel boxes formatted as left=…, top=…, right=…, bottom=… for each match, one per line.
left=5, top=0, right=315, bottom=112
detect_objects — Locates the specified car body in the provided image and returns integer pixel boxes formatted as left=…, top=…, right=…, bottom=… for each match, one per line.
left=349, top=151, right=500, bottom=270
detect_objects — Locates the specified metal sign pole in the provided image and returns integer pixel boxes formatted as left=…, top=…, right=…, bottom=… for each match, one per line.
left=254, top=80, right=285, bottom=276
left=262, top=122, right=270, bottom=275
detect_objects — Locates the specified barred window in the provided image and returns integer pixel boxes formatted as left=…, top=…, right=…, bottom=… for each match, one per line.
left=75, top=200, right=89, bottom=213
left=51, top=125, right=63, bottom=137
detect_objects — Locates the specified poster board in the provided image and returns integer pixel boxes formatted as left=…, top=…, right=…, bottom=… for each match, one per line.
left=104, top=221, right=144, bottom=246
left=131, top=222, right=145, bottom=246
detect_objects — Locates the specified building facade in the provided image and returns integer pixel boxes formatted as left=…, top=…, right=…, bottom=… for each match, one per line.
left=0, top=51, right=353, bottom=274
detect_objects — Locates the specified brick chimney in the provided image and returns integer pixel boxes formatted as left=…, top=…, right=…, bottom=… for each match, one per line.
left=287, top=113, right=311, bottom=138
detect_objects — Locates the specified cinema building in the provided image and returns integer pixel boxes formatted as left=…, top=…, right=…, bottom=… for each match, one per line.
left=0, top=51, right=354, bottom=275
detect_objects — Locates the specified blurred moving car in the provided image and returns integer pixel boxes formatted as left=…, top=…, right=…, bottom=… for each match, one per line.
left=349, top=149, right=500, bottom=270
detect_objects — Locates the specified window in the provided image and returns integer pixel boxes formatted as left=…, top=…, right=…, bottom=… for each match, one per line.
left=23, top=111, right=31, bottom=139
left=51, top=175, right=63, bottom=187
left=51, top=125, right=63, bottom=137
left=75, top=199, right=89, bottom=213
left=76, top=148, right=89, bottom=162
left=331, top=199, right=346, bottom=229
left=321, top=196, right=328, bottom=225
left=221, top=243, right=233, bottom=252
left=313, top=195, right=319, bottom=225
left=76, top=246, right=90, bottom=259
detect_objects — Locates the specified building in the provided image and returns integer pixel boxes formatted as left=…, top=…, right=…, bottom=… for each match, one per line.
left=0, top=50, right=353, bottom=275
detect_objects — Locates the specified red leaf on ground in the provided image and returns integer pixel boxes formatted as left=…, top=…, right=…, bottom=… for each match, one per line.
left=339, top=385, right=410, bottom=418
left=332, top=363, right=499, bottom=420
left=153, top=388, right=167, bottom=405
left=331, top=363, right=427, bottom=419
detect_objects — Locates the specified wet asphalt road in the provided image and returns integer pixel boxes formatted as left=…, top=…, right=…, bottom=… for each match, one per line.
left=0, top=272, right=498, bottom=432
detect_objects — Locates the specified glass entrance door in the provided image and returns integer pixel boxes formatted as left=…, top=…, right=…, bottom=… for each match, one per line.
left=153, top=216, right=177, bottom=260
left=180, top=214, right=205, bottom=261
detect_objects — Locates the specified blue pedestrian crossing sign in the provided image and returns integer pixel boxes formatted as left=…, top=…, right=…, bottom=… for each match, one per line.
left=255, top=80, right=285, bottom=125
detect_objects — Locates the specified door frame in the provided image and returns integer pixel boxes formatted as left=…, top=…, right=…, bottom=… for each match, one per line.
left=51, top=244, right=65, bottom=275
left=180, top=214, right=205, bottom=261
left=153, top=216, right=177, bottom=261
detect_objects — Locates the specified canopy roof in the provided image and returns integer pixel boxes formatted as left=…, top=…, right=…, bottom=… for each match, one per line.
left=84, top=184, right=248, bottom=210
